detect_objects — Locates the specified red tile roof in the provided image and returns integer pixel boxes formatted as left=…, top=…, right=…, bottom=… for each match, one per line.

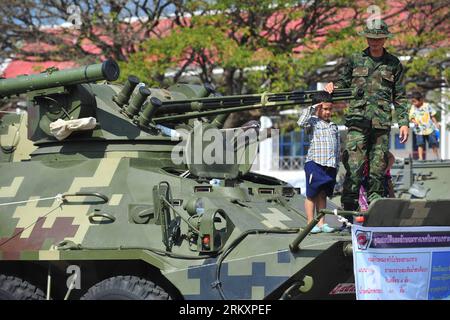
left=2, top=60, right=77, bottom=78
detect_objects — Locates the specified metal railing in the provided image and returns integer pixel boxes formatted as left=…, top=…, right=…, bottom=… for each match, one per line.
left=279, top=156, right=306, bottom=170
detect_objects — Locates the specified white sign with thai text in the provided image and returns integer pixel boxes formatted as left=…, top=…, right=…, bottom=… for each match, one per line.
left=352, top=225, right=450, bottom=300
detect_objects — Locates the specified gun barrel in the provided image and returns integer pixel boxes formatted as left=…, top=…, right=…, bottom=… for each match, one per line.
left=156, top=88, right=360, bottom=115
left=154, top=93, right=359, bottom=123
left=0, top=59, right=120, bottom=98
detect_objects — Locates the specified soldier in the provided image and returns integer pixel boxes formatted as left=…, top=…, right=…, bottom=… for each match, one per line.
left=325, top=20, right=409, bottom=212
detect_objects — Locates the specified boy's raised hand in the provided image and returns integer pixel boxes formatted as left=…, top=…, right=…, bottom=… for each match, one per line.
left=314, top=103, right=322, bottom=115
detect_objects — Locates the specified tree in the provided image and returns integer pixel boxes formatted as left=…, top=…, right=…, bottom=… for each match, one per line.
left=0, top=0, right=174, bottom=63
left=165, top=0, right=363, bottom=93
left=121, top=0, right=362, bottom=127
left=391, top=1, right=449, bottom=92
left=4, top=1, right=448, bottom=127
left=119, top=15, right=262, bottom=88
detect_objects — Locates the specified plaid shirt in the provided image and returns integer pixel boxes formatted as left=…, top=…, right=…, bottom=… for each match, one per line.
left=297, top=105, right=340, bottom=168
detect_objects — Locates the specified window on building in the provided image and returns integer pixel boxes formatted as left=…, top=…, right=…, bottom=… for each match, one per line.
left=280, top=130, right=310, bottom=157
left=279, top=130, right=310, bottom=169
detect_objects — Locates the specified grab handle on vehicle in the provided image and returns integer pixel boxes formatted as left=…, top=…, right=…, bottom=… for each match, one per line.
left=88, top=212, right=116, bottom=224
left=62, top=192, right=109, bottom=205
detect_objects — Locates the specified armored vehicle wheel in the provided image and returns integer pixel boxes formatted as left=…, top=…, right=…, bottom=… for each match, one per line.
left=0, top=274, right=46, bottom=300
left=81, top=275, right=171, bottom=300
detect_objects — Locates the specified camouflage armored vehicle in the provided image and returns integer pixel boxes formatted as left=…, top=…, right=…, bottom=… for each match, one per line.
left=332, top=156, right=450, bottom=203
left=2, top=60, right=446, bottom=300
left=389, top=157, right=450, bottom=200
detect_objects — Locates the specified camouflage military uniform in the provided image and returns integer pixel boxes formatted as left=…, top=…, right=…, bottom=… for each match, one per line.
left=335, top=48, right=409, bottom=209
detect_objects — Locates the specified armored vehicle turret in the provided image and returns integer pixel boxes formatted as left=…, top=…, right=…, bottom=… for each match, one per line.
left=2, top=60, right=444, bottom=300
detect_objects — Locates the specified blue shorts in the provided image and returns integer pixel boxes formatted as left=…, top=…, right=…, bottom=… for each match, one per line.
left=416, top=133, right=437, bottom=147
left=304, top=161, right=337, bottom=198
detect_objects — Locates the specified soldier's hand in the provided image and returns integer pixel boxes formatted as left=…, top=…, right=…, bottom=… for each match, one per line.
left=324, top=82, right=334, bottom=94
left=399, top=125, right=409, bottom=143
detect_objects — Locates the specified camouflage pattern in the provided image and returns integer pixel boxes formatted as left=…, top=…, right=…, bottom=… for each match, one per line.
left=0, top=155, right=349, bottom=299
left=0, top=61, right=362, bottom=300
left=0, top=137, right=355, bottom=300
left=336, top=47, right=408, bottom=208
left=335, top=48, right=409, bottom=129
left=341, top=128, right=390, bottom=207
left=358, top=20, right=393, bottom=39
left=0, top=61, right=449, bottom=300
left=364, top=198, right=450, bottom=227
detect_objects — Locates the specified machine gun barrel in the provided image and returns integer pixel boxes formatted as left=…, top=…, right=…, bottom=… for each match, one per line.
left=156, top=88, right=358, bottom=115
left=154, top=88, right=363, bottom=123
left=0, top=59, right=120, bottom=98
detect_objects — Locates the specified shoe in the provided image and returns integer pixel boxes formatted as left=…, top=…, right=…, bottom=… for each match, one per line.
left=321, top=224, right=335, bottom=233
left=310, top=225, right=322, bottom=234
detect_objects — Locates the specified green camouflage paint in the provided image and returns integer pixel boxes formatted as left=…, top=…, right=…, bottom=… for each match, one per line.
left=336, top=47, right=408, bottom=207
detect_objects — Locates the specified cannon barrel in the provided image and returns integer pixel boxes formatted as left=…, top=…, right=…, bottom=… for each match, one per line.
left=0, top=59, right=120, bottom=98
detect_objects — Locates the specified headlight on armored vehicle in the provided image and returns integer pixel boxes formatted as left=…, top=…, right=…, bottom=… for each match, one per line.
left=184, top=197, right=205, bottom=216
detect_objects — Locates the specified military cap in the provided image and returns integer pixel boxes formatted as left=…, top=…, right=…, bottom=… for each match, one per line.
left=359, top=20, right=393, bottom=39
